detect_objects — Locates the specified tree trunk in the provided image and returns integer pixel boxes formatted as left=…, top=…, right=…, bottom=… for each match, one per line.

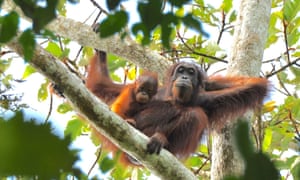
left=210, top=0, right=271, bottom=179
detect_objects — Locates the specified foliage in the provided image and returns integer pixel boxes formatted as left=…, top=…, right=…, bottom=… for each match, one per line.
left=0, top=111, right=82, bottom=179
left=0, top=59, right=27, bottom=111
left=13, top=0, right=58, bottom=33
left=99, top=0, right=208, bottom=48
left=224, top=120, right=280, bottom=180
left=0, top=11, right=18, bottom=43
left=0, top=0, right=299, bottom=179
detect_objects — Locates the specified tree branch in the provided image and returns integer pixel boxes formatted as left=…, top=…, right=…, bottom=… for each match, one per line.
left=266, top=57, right=300, bottom=78
left=2, top=0, right=170, bottom=77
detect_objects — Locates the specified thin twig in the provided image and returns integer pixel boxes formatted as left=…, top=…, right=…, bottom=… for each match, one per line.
left=288, top=110, right=300, bottom=140
left=266, top=58, right=300, bottom=78
left=276, top=73, right=292, bottom=96
left=282, top=20, right=291, bottom=64
left=177, top=31, right=228, bottom=63
left=89, top=0, right=109, bottom=15
left=88, top=147, right=102, bottom=177
left=44, top=90, right=53, bottom=124
left=194, top=157, right=210, bottom=175
left=217, top=10, right=226, bottom=45
left=0, top=50, right=14, bottom=56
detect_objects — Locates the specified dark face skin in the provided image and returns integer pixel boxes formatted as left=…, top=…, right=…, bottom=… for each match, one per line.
left=134, top=76, right=158, bottom=103
left=171, top=63, right=199, bottom=104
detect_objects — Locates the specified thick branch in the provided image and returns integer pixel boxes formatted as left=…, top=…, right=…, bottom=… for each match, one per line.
left=2, top=0, right=169, bottom=77
left=6, top=36, right=197, bottom=180
left=46, top=16, right=169, bottom=75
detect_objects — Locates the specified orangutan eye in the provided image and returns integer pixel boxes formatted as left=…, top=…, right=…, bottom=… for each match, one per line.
left=188, top=68, right=195, bottom=75
left=177, top=67, right=184, bottom=73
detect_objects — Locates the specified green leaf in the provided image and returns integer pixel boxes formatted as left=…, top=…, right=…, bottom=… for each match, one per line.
left=38, top=81, right=49, bottom=102
left=182, top=13, right=208, bottom=37
left=221, top=0, right=233, bottom=13
left=290, top=66, right=300, bottom=79
left=127, top=67, right=136, bottom=81
left=99, top=10, right=128, bottom=37
left=283, top=0, right=300, bottom=22
left=45, top=41, right=62, bottom=57
left=41, top=29, right=58, bottom=41
left=110, top=157, right=131, bottom=179
left=109, top=73, right=121, bottom=83
left=0, top=111, right=80, bottom=178
left=262, top=128, right=273, bottom=151
left=283, top=96, right=300, bottom=119
left=161, top=24, right=172, bottom=49
left=57, top=103, right=73, bottom=114
left=244, top=152, right=279, bottom=180
left=185, top=156, right=203, bottom=167
left=2, top=74, right=13, bottom=87
left=278, top=71, right=288, bottom=82
left=203, top=41, right=222, bottom=56
left=136, top=168, right=150, bottom=180
left=274, top=156, right=294, bottom=170
left=57, top=0, right=67, bottom=16
left=160, top=13, right=178, bottom=48
left=291, top=157, right=300, bottom=179
left=78, top=48, right=92, bottom=66
left=22, top=64, right=36, bottom=79
left=287, top=26, right=300, bottom=46
left=175, top=7, right=185, bottom=17
left=223, top=176, right=240, bottom=180
left=132, top=23, right=151, bottom=45
left=0, top=11, right=19, bottom=43
left=234, top=120, right=254, bottom=159
left=13, top=0, right=58, bottom=32
left=64, top=117, right=86, bottom=141
left=228, top=10, right=237, bottom=23
left=106, top=0, right=122, bottom=10
left=168, top=0, right=190, bottom=7
left=138, top=1, right=163, bottom=30
left=99, top=156, right=115, bottom=173
left=235, top=121, right=279, bottom=180
left=107, top=53, right=127, bottom=72
left=33, top=6, right=57, bottom=32
left=0, top=59, right=12, bottom=73
left=82, top=47, right=94, bottom=58
left=266, top=12, right=280, bottom=48
left=18, top=29, right=35, bottom=61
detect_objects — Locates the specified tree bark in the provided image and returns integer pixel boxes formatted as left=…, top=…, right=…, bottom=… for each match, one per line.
left=210, top=0, right=271, bottom=179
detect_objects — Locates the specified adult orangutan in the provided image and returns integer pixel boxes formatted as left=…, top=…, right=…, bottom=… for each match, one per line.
left=132, top=62, right=269, bottom=158
left=86, top=52, right=269, bottom=162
